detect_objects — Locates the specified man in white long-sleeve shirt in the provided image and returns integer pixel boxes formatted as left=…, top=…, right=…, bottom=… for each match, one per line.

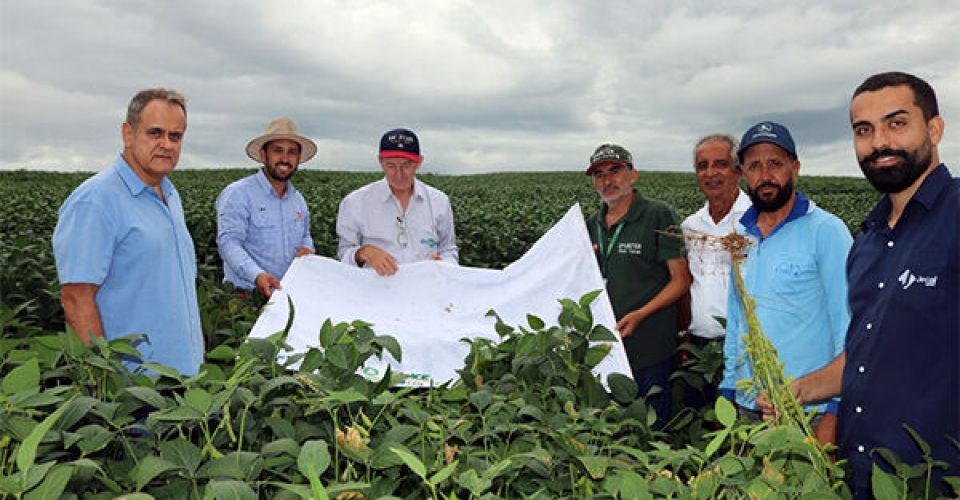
left=336, top=128, right=458, bottom=276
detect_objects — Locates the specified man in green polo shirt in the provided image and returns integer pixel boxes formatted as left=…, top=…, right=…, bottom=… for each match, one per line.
left=586, top=144, right=691, bottom=422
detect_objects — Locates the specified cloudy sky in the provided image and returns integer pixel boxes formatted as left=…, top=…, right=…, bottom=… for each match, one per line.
left=1, top=0, right=958, bottom=176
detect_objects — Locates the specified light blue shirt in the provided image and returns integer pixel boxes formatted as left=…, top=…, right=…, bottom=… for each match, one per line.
left=216, top=170, right=314, bottom=290
left=53, top=156, right=204, bottom=375
left=336, top=178, right=458, bottom=267
left=721, top=192, right=852, bottom=412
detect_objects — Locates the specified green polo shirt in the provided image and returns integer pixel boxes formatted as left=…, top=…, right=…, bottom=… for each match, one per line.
left=587, top=189, right=686, bottom=369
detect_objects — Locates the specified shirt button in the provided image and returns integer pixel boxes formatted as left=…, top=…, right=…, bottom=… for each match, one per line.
left=857, top=445, right=865, bottom=453
left=858, top=365, right=865, bottom=373
left=866, top=323, right=873, bottom=330
left=856, top=406, right=863, bottom=413
left=878, top=282, right=885, bottom=289
left=887, top=240, right=894, bottom=248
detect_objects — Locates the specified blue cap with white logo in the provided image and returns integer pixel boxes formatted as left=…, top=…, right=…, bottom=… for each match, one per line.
left=737, top=121, right=797, bottom=161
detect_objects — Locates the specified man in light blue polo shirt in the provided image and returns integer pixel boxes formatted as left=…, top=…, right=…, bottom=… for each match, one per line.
left=720, top=121, right=852, bottom=443
left=53, top=88, right=204, bottom=376
left=216, top=118, right=316, bottom=297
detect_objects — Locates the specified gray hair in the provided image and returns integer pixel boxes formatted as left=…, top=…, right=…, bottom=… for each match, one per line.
left=693, top=133, right=739, bottom=170
left=126, top=88, right=187, bottom=127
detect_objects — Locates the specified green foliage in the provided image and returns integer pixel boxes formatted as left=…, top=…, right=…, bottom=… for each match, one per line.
left=4, top=168, right=949, bottom=498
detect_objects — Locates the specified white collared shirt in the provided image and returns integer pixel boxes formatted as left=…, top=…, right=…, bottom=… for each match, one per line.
left=336, top=178, right=458, bottom=267
left=681, top=190, right=752, bottom=339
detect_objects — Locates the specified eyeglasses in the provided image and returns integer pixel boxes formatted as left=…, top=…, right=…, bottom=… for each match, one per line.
left=396, top=216, right=409, bottom=248
left=590, top=165, right=625, bottom=180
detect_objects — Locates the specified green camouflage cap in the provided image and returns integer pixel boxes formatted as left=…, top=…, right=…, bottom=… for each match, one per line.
left=587, top=143, right=633, bottom=174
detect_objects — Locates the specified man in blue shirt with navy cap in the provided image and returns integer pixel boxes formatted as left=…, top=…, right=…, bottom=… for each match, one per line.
left=720, top=121, right=852, bottom=444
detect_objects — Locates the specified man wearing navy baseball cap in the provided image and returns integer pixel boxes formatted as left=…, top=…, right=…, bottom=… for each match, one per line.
left=719, top=121, right=853, bottom=446
left=336, top=128, right=458, bottom=276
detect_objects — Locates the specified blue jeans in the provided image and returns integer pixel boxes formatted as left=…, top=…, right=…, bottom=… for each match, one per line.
left=633, top=357, right=674, bottom=424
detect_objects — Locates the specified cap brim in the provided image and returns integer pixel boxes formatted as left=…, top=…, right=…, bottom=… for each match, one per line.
left=585, top=160, right=629, bottom=175
left=246, top=134, right=318, bottom=163
left=379, top=151, right=423, bottom=162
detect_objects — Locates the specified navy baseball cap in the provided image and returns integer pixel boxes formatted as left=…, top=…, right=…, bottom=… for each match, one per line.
left=737, top=121, right=797, bottom=161
left=379, top=128, right=422, bottom=162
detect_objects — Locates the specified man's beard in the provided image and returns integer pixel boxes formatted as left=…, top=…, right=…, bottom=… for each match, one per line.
left=858, top=146, right=931, bottom=194
left=748, top=178, right=794, bottom=212
left=265, top=162, right=296, bottom=182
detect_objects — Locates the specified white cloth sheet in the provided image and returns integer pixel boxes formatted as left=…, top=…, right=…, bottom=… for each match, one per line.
left=249, top=204, right=633, bottom=386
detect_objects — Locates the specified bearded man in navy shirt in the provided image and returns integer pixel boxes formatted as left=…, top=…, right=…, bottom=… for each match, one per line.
left=760, top=71, right=958, bottom=497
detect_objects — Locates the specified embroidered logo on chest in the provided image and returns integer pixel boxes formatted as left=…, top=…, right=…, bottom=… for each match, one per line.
left=897, top=269, right=938, bottom=290
left=618, top=242, right=643, bottom=255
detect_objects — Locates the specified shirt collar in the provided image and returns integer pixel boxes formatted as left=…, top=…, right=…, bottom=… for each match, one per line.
left=115, top=155, right=172, bottom=199
left=696, top=189, right=752, bottom=224
left=600, top=188, right=646, bottom=225
left=378, top=177, right=424, bottom=203
left=255, top=168, right=296, bottom=198
left=861, top=163, right=952, bottom=231
left=740, top=190, right=812, bottom=240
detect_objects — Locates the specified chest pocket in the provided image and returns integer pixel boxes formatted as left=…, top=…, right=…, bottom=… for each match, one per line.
left=768, top=251, right=820, bottom=309
left=250, top=211, right=280, bottom=239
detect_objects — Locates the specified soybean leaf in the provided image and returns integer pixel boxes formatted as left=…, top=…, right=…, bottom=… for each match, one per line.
left=526, top=314, right=545, bottom=330
left=140, top=363, right=183, bottom=381
left=206, top=345, right=236, bottom=361
left=204, top=479, right=257, bottom=500
left=297, top=440, right=331, bottom=477
left=23, top=464, right=72, bottom=500
left=715, top=396, right=737, bottom=428
left=704, top=429, right=731, bottom=459
left=2, top=358, right=39, bottom=395
left=297, top=440, right=331, bottom=500
left=16, top=396, right=74, bottom=473
left=125, top=386, right=168, bottom=410
left=373, top=335, right=402, bottom=362
left=131, top=456, right=180, bottom=491
left=608, top=373, right=638, bottom=404
left=870, top=463, right=902, bottom=499
left=577, top=456, right=610, bottom=480
left=428, top=460, right=458, bottom=487
left=389, top=446, right=426, bottom=480
left=160, top=439, right=203, bottom=476
left=579, top=289, right=603, bottom=308
left=183, top=388, right=212, bottom=414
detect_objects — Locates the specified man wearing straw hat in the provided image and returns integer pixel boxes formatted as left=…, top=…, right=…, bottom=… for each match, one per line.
left=216, top=118, right=317, bottom=298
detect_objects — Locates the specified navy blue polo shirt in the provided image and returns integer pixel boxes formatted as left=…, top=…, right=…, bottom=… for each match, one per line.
left=839, top=164, right=959, bottom=495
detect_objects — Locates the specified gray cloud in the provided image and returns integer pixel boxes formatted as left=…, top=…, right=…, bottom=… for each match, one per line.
left=1, top=0, right=958, bottom=176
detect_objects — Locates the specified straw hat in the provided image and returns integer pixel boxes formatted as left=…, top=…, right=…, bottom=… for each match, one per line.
left=245, top=117, right=317, bottom=163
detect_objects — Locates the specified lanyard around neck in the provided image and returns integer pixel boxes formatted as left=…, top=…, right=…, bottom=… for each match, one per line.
left=595, top=220, right=625, bottom=266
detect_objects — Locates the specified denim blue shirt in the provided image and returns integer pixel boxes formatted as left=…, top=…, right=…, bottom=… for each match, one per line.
left=53, top=156, right=204, bottom=375
left=721, top=192, right=852, bottom=412
left=839, top=164, right=959, bottom=495
left=216, top=170, right=314, bottom=290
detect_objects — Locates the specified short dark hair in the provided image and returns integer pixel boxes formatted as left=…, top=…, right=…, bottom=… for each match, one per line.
left=853, top=72, right=938, bottom=121
left=126, top=88, right=187, bottom=127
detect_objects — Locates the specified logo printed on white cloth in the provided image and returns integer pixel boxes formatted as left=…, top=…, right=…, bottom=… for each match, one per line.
left=897, top=268, right=938, bottom=290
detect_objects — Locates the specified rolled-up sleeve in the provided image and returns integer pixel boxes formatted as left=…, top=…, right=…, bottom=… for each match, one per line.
left=216, top=188, right=264, bottom=284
